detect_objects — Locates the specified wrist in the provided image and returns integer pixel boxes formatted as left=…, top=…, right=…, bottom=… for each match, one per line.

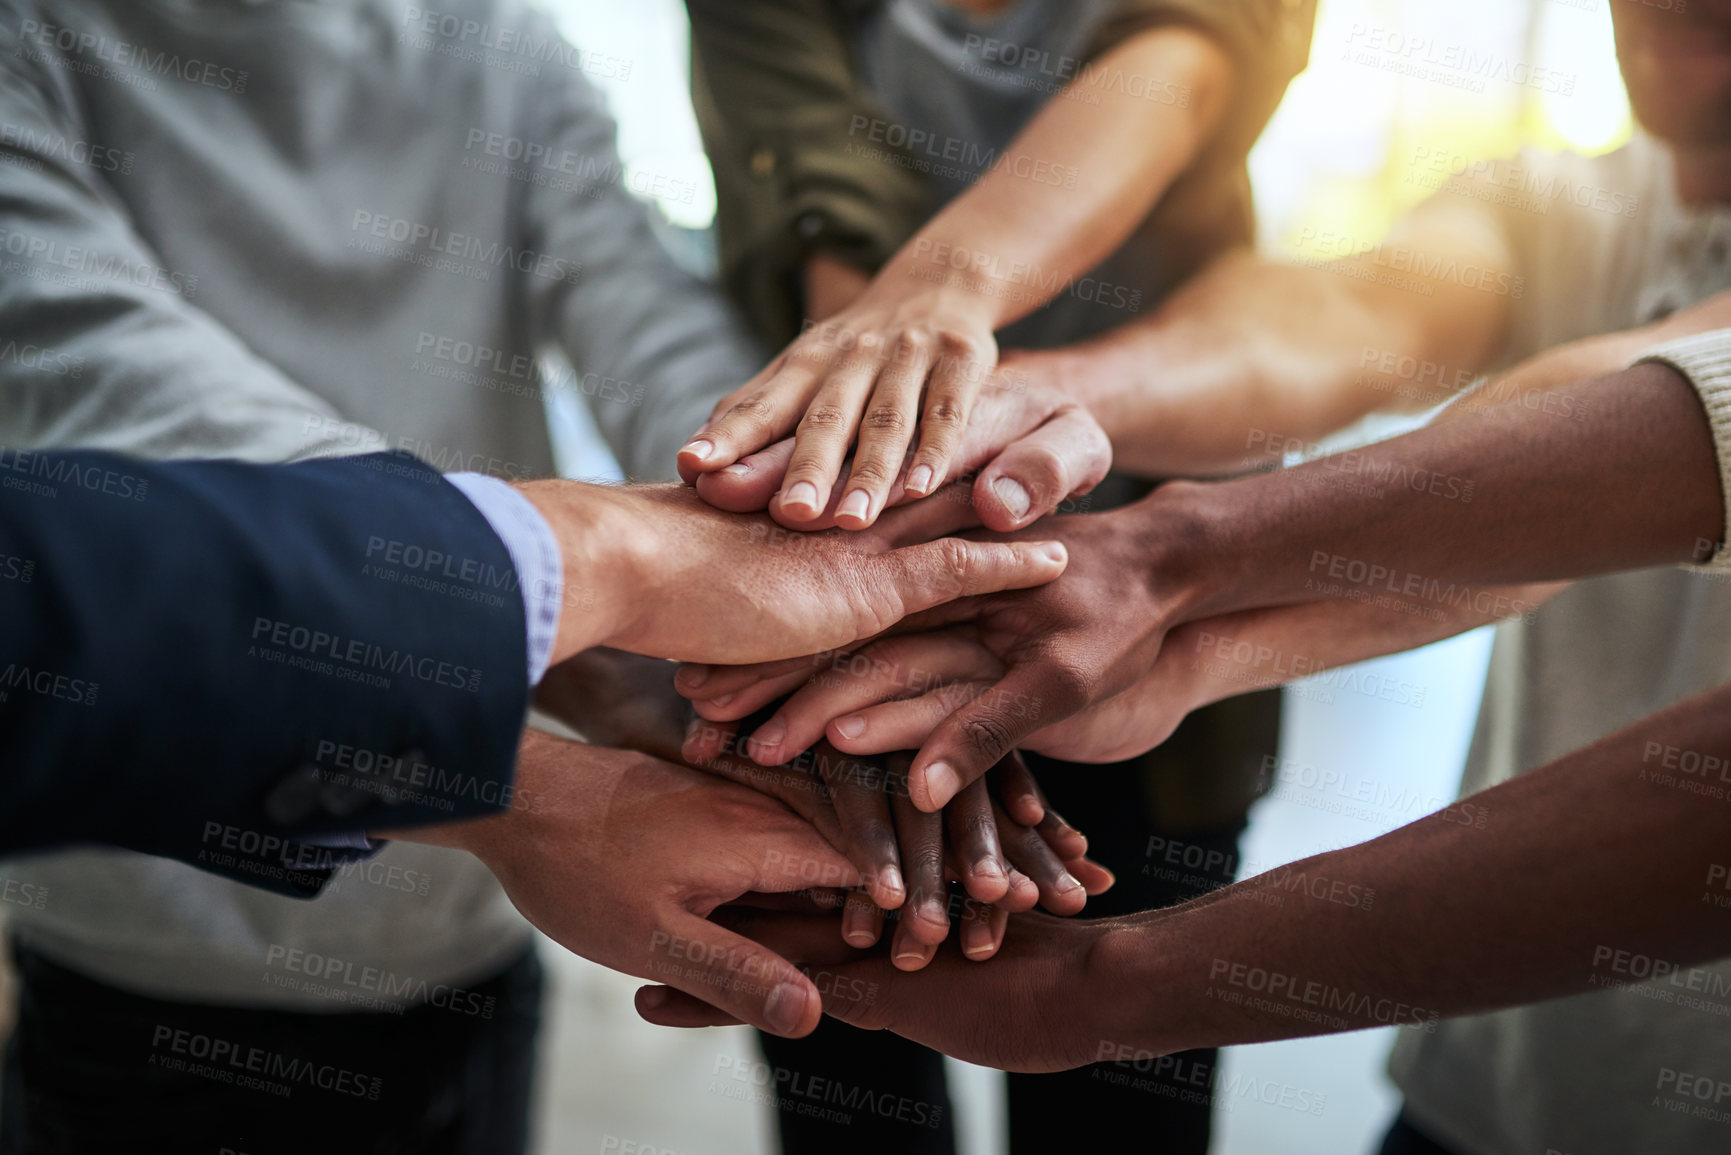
left=1081, top=919, right=1189, bottom=1060
left=873, top=248, right=1008, bottom=329
left=1127, top=481, right=1255, bottom=627
left=378, top=728, right=563, bottom=861
left=512, top=481, right=644, bottom=663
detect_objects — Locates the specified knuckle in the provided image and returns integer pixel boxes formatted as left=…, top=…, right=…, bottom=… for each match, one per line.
left=935, top=330, right=986, bottom=360
left=783, top=460, right=832, bottom=485
left=846, top=457, right=897, bottom=488
left=719, top=395, right=779, bottom=435
left=958, top=710, right=1016, bottom=760
left=961, top=809, right=994, bottom=838
left=1044, top=659, right=1097, bottom=713
left=787, top=336, right=835, bottom=367
left=800, top=404, right=851, bottom=432
left=891, top=331, right=931, bottom=364
left=783, top=461, right=834, bottom=492
left=934, top=537, right=974, bottom=582
left=862, top=405, right=909, bottom=434
left=923, top=400, right=967, bottom=432
left=909, top=845, right=946, bottom=882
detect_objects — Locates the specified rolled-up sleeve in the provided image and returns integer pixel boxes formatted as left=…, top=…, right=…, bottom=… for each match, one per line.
left=1637, top=330, right=1731, bottom=571
left=686, top=0, right=933, bottom=343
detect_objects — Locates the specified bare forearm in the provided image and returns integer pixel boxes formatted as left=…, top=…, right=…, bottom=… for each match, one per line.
left=870, top=27, right=1233, bottom=330
left=1165, top=581, right=1565, bottom=713
left=1058, top=247, right=1731, bottom=481
left=1032, top=583, right=1563, bottom=764
left=1113, top=680, right=1731, bottom=1053
left=1163, top=361, right=1724, bottom=623
left=1042, top=243, right=1503, bottom=475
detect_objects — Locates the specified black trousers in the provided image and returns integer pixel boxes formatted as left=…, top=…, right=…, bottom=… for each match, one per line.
left=0, top=940, right=542, bottom=1155
left=759, top=759, right=1245, bottom=1155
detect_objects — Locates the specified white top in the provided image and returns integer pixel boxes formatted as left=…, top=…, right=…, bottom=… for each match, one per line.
left=1388, top=134, right=1731, bottom=1155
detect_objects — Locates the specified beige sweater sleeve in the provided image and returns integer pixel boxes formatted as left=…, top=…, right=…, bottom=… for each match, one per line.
left=1638, top=330, right=1731, bottom=571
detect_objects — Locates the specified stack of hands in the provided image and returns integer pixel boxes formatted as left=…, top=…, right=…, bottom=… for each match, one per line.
left=522, top=362, right=1132, bottom=1057
left=468, top=344, right=1226, bottom=1067
left=423, top=291, right=1701, bottom=1071
left=404, top=356, right=1167, bottom=1069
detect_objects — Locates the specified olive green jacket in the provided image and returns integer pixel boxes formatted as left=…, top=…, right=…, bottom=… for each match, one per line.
left=687, top=0, right=1316, bottom=345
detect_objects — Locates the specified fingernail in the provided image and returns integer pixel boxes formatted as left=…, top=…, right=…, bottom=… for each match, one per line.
left=907, top=464, right=935, bottom=495
left=707, top=692, right=735, bottom=709
left=682, top=439, right=715, bottom=463
left=843, top=907, right=877, bottom=947
left=924, top=762, right=962, bottom=807
left=838, top=489, right=872, bottom=523
left=640, top=985, right=669, bottom=1009
left=684, top=716, right=707, bottom=745
left=722, top=462, right=753, bottom=477
left=1056, top=871, right=1083, bottom=894
left=751, top=717, right=786, bottom=753
left=993, top=476, right=1031, bottom=520
left=833, top=714, right=867, bottom=740
left=784, top=481, right=821, bottom=515
left=974, top=858, right=1005, bottom=881
left=677, top=665, right=709, bottom=691
left=963, top=922, right=996, bottom=957
left=764, top=982, right=807, bottom=1034
left=895, top=949, right=929, bottom=965
left=881, top=865, right=905, bottom=900
left=843, top=908, right=873, bottom=945
left=1038, top=542, right=1067, bottom=565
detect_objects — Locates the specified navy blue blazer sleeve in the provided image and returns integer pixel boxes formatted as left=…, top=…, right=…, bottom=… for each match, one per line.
left=0, top=450, right=530, bottom=896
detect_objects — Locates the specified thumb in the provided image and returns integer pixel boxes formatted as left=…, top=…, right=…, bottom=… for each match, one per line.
left=880, top=538, right=1068, bottom=620
left=649, top=910, right=824, bottom=1037
left=636, top=984, right=744, bottom=1029
left=693, top=439, right=794, bottom=512
left=973, top=407, right=1111, bottom=533
left=910, top=662, right=1069, bottom=811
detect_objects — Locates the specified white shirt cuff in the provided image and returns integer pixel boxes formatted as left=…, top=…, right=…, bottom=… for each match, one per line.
left=446, top=472, right=565, bottom=685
